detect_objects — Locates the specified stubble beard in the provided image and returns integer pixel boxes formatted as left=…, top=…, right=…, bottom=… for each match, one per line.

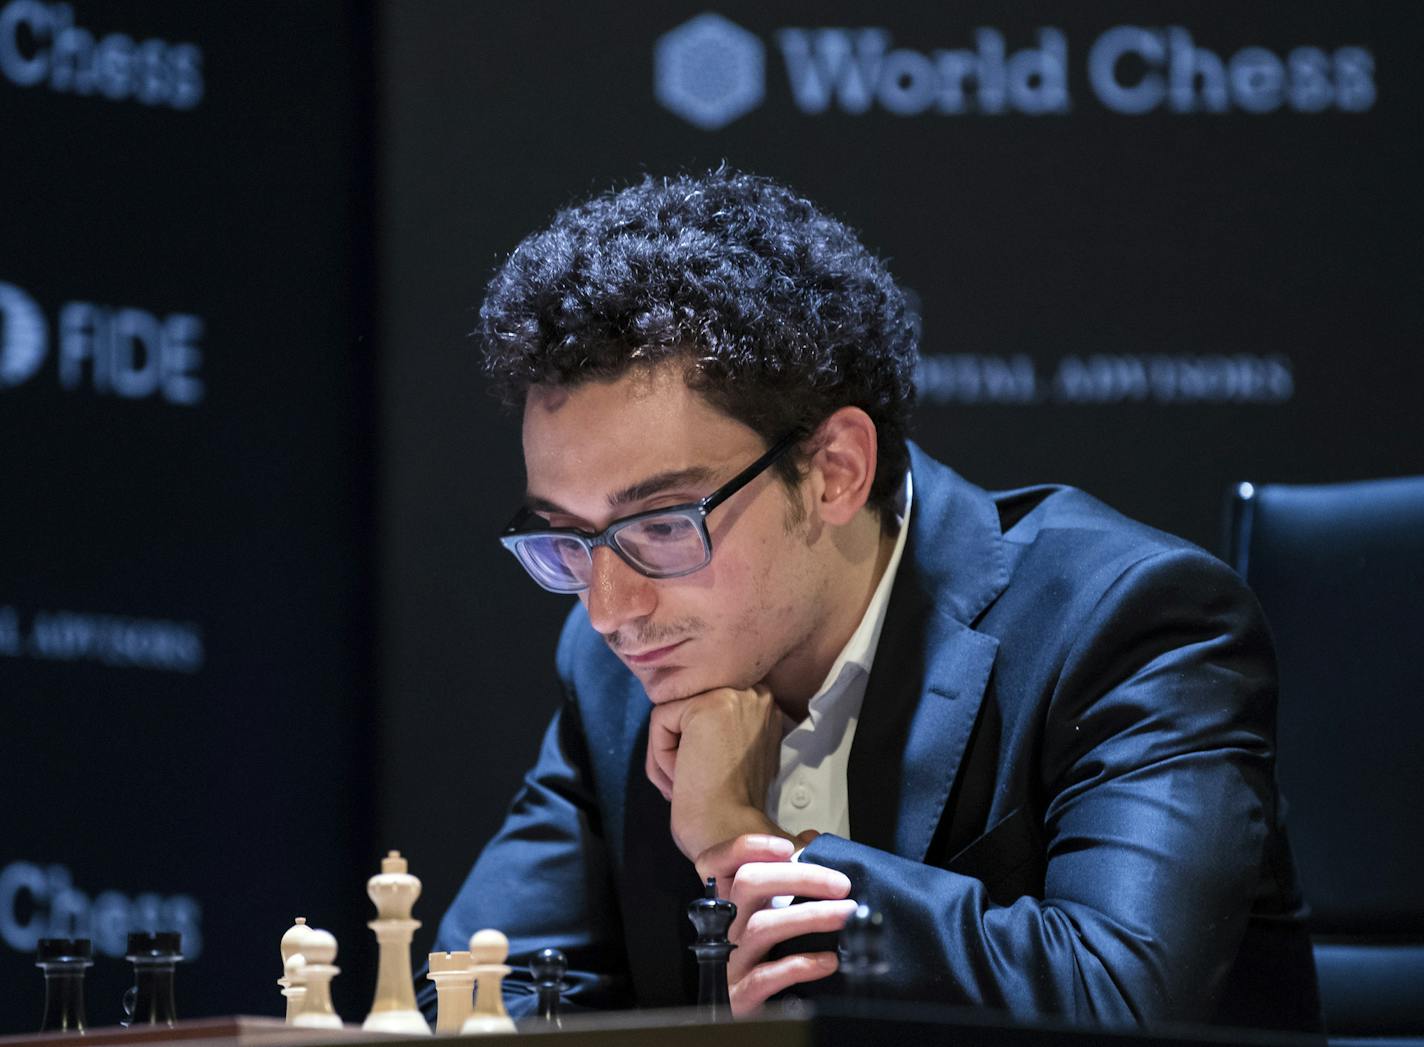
left=605, top=616, right=705, bottom=655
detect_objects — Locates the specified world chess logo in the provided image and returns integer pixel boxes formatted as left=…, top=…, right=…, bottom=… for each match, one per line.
left=651, top=18, right=1376, bottom=125
left=654, top=13, right=765, bottom=131
left=0, top=281, right=47, bottom=389
left=0, top=861, right=203, bottom=959
left=0, top=0, right=204, bottom=109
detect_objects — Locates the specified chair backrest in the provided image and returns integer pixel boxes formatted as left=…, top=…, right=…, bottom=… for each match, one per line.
left=1227, top=476, right=1424, bottom=1038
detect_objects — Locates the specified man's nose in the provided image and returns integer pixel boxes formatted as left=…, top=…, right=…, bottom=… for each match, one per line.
left=583, top=545, right=656, bottom=636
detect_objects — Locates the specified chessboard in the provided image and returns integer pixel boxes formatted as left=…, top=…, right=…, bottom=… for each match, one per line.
left=0, top=1003, right=1332, bottom=1047
left=0, top=1010, right=815, bottom=1047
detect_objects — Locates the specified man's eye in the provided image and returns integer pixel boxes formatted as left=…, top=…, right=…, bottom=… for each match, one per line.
left=634, top=516, right=699, bottom=543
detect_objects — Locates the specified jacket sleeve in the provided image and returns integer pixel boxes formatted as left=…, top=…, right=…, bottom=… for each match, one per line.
left=421, top=621, right=632, bottom=1018
left=802, top=548, right=1279, bottom=1026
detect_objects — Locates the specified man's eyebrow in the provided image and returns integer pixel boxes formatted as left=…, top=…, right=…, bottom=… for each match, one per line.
left=607, top=466, right=717, bottom=509
left=523, top=466, right=717, bottom=518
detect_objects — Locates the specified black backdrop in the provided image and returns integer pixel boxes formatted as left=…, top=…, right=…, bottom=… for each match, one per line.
left=2, top=0, right=1421, bottom=1033
left=378, top=0, right=1423, bottom=990
left=0, top=0, right=376, bottom=1029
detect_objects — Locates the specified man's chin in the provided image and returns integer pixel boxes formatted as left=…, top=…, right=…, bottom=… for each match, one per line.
left=632, top=664, right=763, bottom=706
left=635, top=666, right=704, bottom=705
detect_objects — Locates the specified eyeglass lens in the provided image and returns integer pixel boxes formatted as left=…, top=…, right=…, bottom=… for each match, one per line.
left=613, top=514, right=705, bottom=573
left=514, top=511, right=709, bottom=591
left=516, top=534, right=592, bottom=590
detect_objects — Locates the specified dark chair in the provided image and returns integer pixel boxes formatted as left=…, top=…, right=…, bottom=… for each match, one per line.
left=1226, top=476, right=1424, bottom=1046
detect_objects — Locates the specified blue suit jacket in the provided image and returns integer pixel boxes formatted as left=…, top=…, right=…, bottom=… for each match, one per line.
left=431, top=446, right=1320, bottom=1030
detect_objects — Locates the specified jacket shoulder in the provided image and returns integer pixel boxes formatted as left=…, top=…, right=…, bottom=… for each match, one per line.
left=995, top=483, right=1199, bottom=559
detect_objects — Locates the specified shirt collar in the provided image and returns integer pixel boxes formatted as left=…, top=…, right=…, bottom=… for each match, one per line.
left=800, top=471, right=915, bottom=726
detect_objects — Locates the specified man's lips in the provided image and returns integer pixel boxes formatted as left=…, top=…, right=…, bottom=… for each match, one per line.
left=620, top=640, right=688, bottom=667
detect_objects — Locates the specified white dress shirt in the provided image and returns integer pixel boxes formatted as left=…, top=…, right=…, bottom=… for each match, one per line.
left=764, top=474, right=913, bottom=840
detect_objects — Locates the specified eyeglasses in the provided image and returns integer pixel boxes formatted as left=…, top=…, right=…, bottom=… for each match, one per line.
left=499, top=431, right=802, bottom=594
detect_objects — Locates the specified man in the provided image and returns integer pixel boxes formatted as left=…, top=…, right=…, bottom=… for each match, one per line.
left=429, top=168, right=1319, bottom=1029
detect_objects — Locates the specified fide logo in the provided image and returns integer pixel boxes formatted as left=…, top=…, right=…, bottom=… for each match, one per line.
left=0, top=282, right=46, bottom=389
left=654, top=12, right=765, bottom=131
left=0, top=280, right=204, bottom=405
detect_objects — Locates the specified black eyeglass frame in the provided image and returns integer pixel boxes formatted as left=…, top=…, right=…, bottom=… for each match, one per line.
left=499, top=430, right=804, bottom=593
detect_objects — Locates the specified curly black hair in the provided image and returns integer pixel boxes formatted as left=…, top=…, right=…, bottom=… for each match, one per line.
left=479, top=167, right=918, bottom=527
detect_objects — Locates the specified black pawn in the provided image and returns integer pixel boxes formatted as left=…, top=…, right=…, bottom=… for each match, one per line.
left=121, top=931, right=182, bottom=1027
left=37, top=938, right=93, bottom=1033
left=687, top=877, right=737, bottom=1022
left=839, top=905, right=885, bottom=998
left=529, top=947, right=567, bottom=1028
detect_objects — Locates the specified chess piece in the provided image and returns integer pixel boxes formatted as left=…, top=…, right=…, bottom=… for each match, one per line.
left=529, top=948, right=567, bottom=1028
left=36, top=938, right=93, bottom=1033
left=291, top=928, right=342, bottom=1029
left=279, top=917, right=318, bottom=1022
left=459, top=929, right=516, bottom=1035
left=284, top=955, right=310, bottom=1020
left=840, top=904, right=886, bottom=999
left=363, top=850, right=432, bottom=1034
left=120, top=932, right=181, bottom=1027
left=427, top=951, right=476, bottom=1035
left=687, top=877, right=736, bottom=1022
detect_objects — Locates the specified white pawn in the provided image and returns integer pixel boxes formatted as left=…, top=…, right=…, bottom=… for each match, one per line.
left=362, top=850, right=432, bottom=1034
left=291, top=929, right=342, bottom=1029
left=459, top=930, right=516, bottom=1035
left=427, top=951, right=476, bottom=1035
left=279, top=917, right=318, bottom=1023
left=283, top=955, right=310, bottom=1021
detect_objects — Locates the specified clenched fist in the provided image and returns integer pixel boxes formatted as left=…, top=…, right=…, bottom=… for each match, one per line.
left=645, top=683, right=785, bottom=863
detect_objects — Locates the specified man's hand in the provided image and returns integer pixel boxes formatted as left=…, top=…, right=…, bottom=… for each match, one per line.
left=696, top=834, right=858, bottom=1017
left=645, top=684, right=783, bottom=863
left=645, top=695, right=851, bottom=1015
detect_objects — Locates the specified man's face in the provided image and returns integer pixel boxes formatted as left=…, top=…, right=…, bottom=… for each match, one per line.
left=521, top=364, right=829, bottom=705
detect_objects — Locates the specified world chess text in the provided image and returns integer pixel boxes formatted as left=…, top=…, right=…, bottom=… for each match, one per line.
left=0, top=861, right=203, bottom=959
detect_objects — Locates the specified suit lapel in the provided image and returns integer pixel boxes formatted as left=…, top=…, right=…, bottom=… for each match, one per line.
left=848, top=445, right=1009, bottom=862
left=616, top=675, right=702, bottom=1004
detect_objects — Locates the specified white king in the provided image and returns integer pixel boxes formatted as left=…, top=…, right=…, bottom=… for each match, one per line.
left=362, top=850, right=433, bottom=1034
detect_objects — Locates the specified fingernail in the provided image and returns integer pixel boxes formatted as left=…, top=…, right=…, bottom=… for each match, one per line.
left=817, top=953, right=838, bottom=969
left=760, top=836, right=795, bottom=856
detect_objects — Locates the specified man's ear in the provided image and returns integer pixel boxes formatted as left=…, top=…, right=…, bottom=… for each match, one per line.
left=809, top=407, right=878, bottom=526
